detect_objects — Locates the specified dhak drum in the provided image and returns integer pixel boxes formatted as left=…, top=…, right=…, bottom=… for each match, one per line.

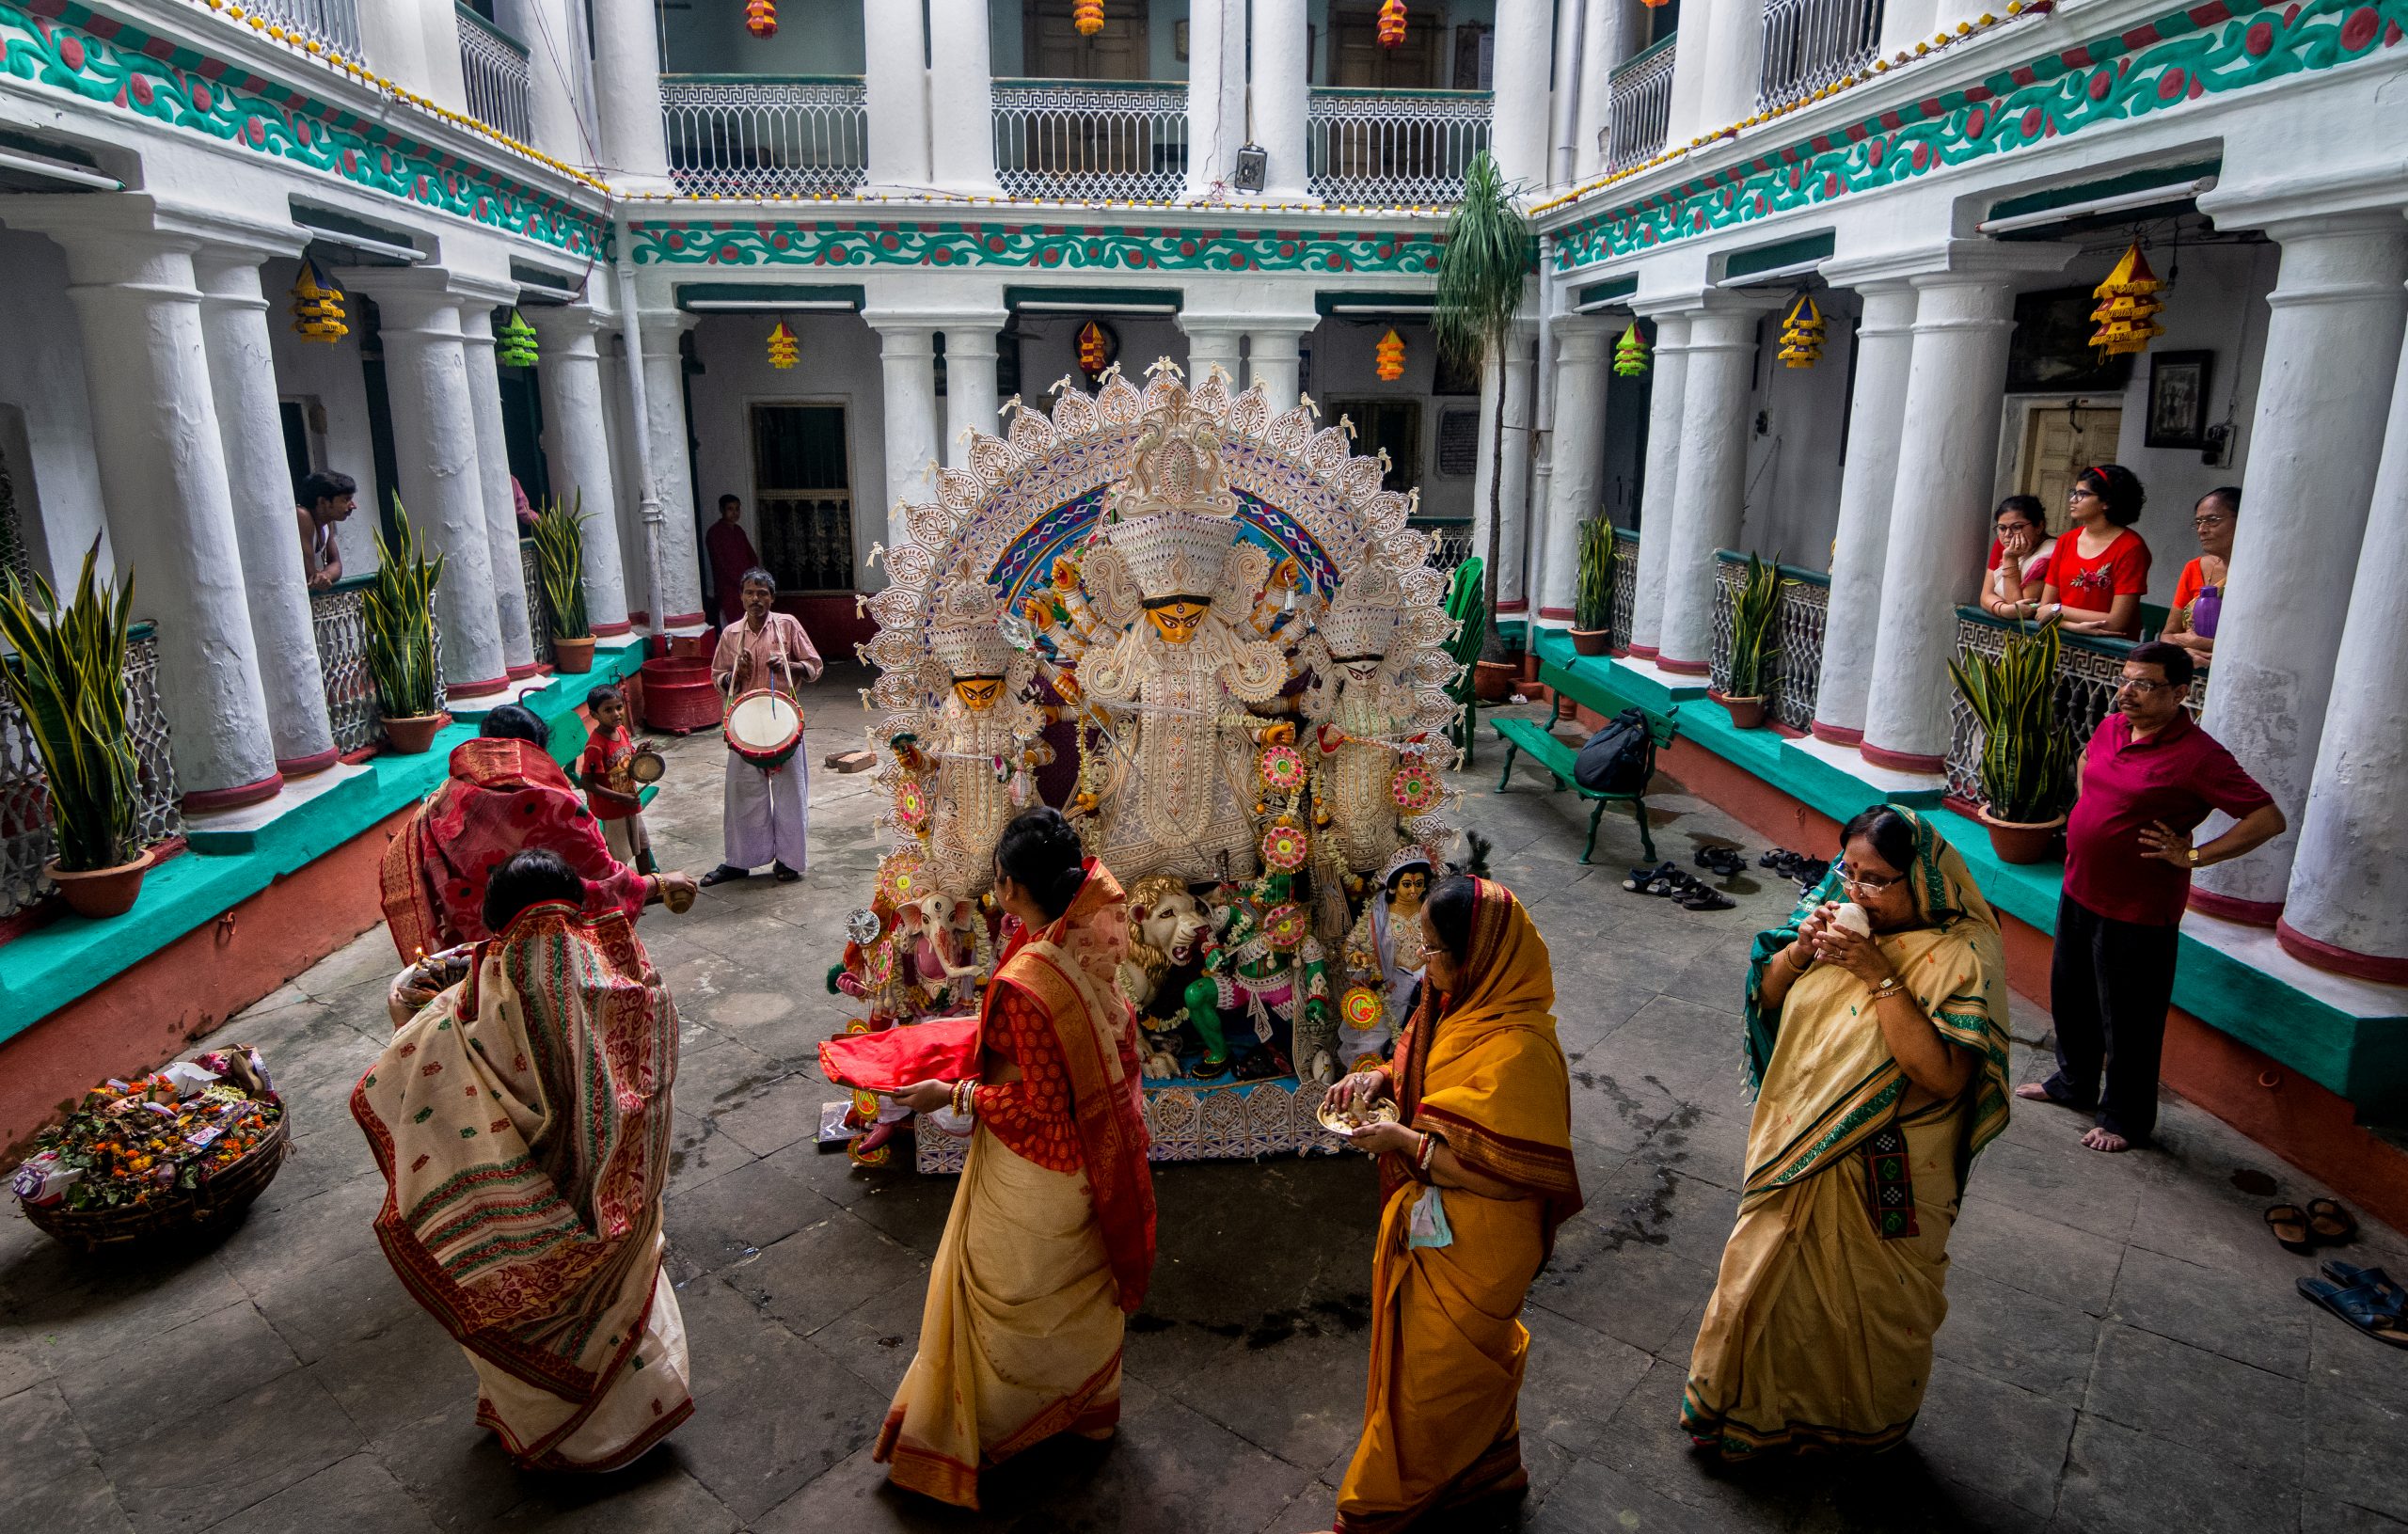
left=724, top=689, right=804, bottom=773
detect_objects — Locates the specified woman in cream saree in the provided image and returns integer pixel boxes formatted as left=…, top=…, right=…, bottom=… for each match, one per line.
left=1682, top=805, right=2013, bottom=1459
left=1324, top=876, right=1584, bottom=1534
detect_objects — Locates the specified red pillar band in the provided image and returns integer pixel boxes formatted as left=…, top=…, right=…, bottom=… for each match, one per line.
left=1810, top=720, right=1864, bottom=747
left=447, top=672, right=512, bottom=700
left=275, top=746, right=341, bottom=779
left=591, top=619, right=635, bottom=637
left=1537, top=606, right=1574, bottom=621
left=2274, top=918, right=2408, bottom=986
left=181, top=771, right=284, bottom=814
left=1656, top=656, right=1710, bottom=676
left=1625, top=642, right=1659, bottom=660
left=506, top=661, right=547, bottom=680
left=2189, top=886, right=2284, bottom=928
left=662, top=610, right=708, bottom=628
left=1860, top=741, right=1946, bottom=774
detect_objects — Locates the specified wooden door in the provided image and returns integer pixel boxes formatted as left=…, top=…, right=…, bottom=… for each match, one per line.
left=1025, top=0, right=1149, bottom=79
left=2018, top=405, right=2123, bottom=535
left=751, top=403, right=854, bottom=593
left=1331, top=7, right=1440, bottom=87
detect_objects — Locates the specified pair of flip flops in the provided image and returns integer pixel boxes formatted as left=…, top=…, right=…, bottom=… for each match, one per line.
left=1758, top=847, right=1831, bottom=889
left=1623, top=862, right=1736, bottom=911
left=2298, top=1260, right=2408, bottom=1348
left=1693, top=846, right=1749, bottom=879
left=2265, top=1197, right=2359, bottom=1254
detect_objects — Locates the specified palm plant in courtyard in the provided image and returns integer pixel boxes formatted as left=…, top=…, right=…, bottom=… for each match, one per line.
left=1433, top=150, right=1529, bottom=665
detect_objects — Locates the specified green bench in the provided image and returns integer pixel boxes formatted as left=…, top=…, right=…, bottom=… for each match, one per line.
left=1491, top=673, right=1679, bottom=864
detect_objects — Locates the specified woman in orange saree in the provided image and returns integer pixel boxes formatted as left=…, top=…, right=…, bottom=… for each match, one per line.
left=1323, top=876, right=1584, bottom=1534
left=874, top=808, right=1158, bottom=1510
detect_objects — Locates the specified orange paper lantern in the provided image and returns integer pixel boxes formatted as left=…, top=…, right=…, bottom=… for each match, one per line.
left=1378, top=0, right=1407, bottom=47
left=768, top=321, right=799, bottom=370
left=745, top=0, right=775, bottom=37
left=1374, top=328, right=1405, bottom=382
left=1077, top=320, right=1111, bottom=376
left=1073, top=0, right=1104, bottom=37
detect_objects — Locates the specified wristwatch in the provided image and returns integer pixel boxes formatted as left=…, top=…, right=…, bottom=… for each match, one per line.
left=2187, top=846, right=2200, bottom=866
left=1874, top=975, right=1902, bottom=998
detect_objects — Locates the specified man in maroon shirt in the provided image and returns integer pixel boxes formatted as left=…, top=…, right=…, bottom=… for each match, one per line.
left=2016, top=641, right=2284, bottom=1151
left=706, top=494, right=761, bottom=625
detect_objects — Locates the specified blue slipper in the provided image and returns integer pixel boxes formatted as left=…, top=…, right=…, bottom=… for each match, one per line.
left=2298, top=1275, right=2408, bottom=1348
left=2320, top=1261, right=2407, bottom=1315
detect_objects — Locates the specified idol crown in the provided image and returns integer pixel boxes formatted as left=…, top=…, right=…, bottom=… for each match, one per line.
left=927, top=575, right=1014, bottom=676
left=1103, top=390, right=1243, bottom=602
left=1321, top=566, right=1402, bottom=657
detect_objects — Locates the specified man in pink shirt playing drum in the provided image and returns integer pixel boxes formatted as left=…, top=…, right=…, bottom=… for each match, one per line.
left=702, top=568, right=825, bottom=887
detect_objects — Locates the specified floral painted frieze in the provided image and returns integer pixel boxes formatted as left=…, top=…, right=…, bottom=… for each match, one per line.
left=1552, top=0, right=2408, bottom=271
left=628, top=220, right=1447, bottom=275
left=0, top=0, right=606, bottom=258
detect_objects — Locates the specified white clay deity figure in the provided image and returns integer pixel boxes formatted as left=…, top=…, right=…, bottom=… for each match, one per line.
left=1301, top=565, right=1462, bottom=881
left=1339, top=846, right=1435, bottom=1068
left=1118, top=873, right=1212, bottom=1078
left=912, top=891, right=990, bottom=1014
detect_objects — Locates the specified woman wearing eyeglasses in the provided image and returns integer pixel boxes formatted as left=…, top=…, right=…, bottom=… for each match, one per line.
left=1681, top=806, right=2013, bottom=1461
left=2036, top=464, right=2152, bottom=637
left=2159, top=487, right=2239, bottom=657
left=1977, top=495, right=2056, bottom=621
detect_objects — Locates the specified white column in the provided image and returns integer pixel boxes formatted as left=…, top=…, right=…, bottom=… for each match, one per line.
left=1538, top=320, right=1610, bottom=618
left=1655, top=304, right=1765, bottom=672
left=873, top=322, right=941, bottom=560
left=639, top=310, right=706, bottom=625
left=1696, top=0, right=1765, bottom=134
left=457, top=303, right=538, bottom=673
left=2194, top=214, right=2408, bottom=920
left=525, top=306, right=633, bottom=634
left=1186, top=0, right=1247, bottom=198
left=1860, top=275, right=2025, bottom=768
left=2280, top=299, right=2408, bottom=981
left=1810, top=280, right=1918, bottom=744
left=194, top=245, right=339, bottom=773
left=417, top=1, right=471, bottom=114
left=523, top=0, right=588, bottom=169
left=1254, top=0, right=1312, bottom=201
left=1546, top=0, right=1589, bottom=189
left=1180, top=324, right=1244, bottom=390
left=353, top=275, right=511, bottom=694
left=1468, top=328, right=1538, bottom=613
left=1490, top=0, right=1555, bottom=189
left=943, top=323, right=1004, bottom=468
left=927, top=0, right=998, bottom=195
left=1625, top=309, right=1691, bottom=657
left=864, top=0, right=933, bottom=192
left=1573, top=0, right=1624, bottom=181
left=357, top=0, right=433, bottom=101
left=591, top=0, right=672, bottom=189
left=34, top=206, right=280, bottom=802
left=1248, top=326, right=1307, bottom=414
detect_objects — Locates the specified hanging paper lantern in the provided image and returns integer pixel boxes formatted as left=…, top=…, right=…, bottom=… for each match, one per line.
left=1073, top=0, right=1104, bottom=37
left=290, top=262, right=348, bottom=343
left=1377, top=0, right=1407, bottom=47
left=1612, top=322, right=1650, bottom=377
left=1076, top=319, right=1112, bottom=377
left=768, top=320, right=800, bottom=370
left=2089, top=243, right=2165, bottom=357
left=496, top=308, right=538, bottom=368
left=1640, top=0, right=1671, bottom=8
left=1374, top=327, right=1406, bottom=382
left=1777, top=294, right=1826, bottom=370
left=745, top=0, right=776, bottom=38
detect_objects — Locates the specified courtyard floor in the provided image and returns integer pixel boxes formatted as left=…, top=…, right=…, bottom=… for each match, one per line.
left=3, top=673, right=2402, bottom=1534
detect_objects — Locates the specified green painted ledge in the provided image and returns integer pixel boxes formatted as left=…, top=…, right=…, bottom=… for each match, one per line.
left=0, top=642, right=646, bottom=1041
left=1526, top=631, right=2408, bottom=1119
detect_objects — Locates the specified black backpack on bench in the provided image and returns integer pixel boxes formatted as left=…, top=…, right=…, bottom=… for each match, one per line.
left=1573, top=708, right=1655, bottom=796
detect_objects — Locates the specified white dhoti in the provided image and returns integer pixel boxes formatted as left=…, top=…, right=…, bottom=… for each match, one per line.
left=723, top=750, right=809, bottom=870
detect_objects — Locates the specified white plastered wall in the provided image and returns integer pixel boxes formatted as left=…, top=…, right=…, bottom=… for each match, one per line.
left=0, top=229, right=108, bottom=588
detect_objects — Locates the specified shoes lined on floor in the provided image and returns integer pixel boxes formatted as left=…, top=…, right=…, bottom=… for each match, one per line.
left=1621, top=862, right=1735, bottom=911
left=1758, top=847, right=1831, bottom=889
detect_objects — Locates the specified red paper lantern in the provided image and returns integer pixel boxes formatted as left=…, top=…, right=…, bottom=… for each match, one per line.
left=1378, top=0, right=1407, bottom=47
left=1074, top=0, right=1104, bottom=37
left=1374, top=327, right=1405, bottom=382
left=1077, top=320, right=1111, bottom=376
left=746, top=0, right=775, bottom=37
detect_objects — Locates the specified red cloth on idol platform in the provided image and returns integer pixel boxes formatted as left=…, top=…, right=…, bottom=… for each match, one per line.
left=817, top=1015, right=981, bottom=1093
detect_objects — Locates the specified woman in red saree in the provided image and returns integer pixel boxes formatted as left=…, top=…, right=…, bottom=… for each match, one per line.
left=875, top=807, right=1158, bottom=1510
left=1323, top=876, right=1584, bottom=1534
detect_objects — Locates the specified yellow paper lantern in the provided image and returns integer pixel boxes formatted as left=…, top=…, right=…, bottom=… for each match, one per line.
left=768, top=321, right=799, bottom=370
left=1073, top=0, right=1104, bottom=37
left=745, top=0, right=775, bottom=37
left=290, top=261, right=348, bottom=343
left=1777, top=294, right=1826, bottom=369
left=1378, top=0, right=1407, bottom=47
left=1374, top=328, right=1405, bottom=381
left=2089, top=243, right=2165, bottom=357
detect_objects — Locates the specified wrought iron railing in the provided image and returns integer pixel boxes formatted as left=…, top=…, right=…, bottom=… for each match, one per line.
left=1707, top=551, right=1830, bottom=733
left=228, top=0, right=361, bottom=59
left=760, top=492, right=857, bottom=593
left=1757, top=0, right=1885, bottom=114
left=1606, top=37, right=1677, bottom=174
left=521, top=538, right=553, bottom=668
left=1, top=625, right=184, bottom=919
left=1608, top=529, right=1639, bottom=655
left=1944, top=609, right=2207, bottom=809
left=1307, top=88, right=1491, bottom=204
left=455, top=3, right=532, bottom=144
left=1414, top=518, right=1474, bottom=572
left=310, top=577, right=449, bottom=757
left=661, top=75, right=869, bottom=198
left=992, top=79, right=1187, bottom=202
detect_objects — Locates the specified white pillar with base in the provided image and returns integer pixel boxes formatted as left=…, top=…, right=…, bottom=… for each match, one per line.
left=871, top=321, right=941, bottom=563
left=1810, top=278, right=1919, bottom=745
left=591, top=0, right=672, bottom=189
left=863, top=0, right=933, bottom=192
left=1489, top=0, right=1554, bottom=189
left=1655, top=303, right=1768, bottom=674
left=1624, top=309, right=1692, bottom=658
left=943, top=322, right=1005, bottom=468
left=1247, top=328, right=1307, bottom=415
left=927, top=0, right=998, bottom=196
left=457, top=302, right=539, bottom=674
left=1180, top=323, right=1244, bottom=392
left=1185, top=0, right=1247, bottom=198
left=525, top=305, right=633, bottom=635
left=1469, top=325, right=1539, bottom=616
left=638, top=309, right=706, bottom=626
left=1252, top=0, right=1312, bottom=201
left=1538, top=319, right=1610, bottom=620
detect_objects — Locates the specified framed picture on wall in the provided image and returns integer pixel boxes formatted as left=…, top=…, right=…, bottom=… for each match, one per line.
left=2144, top=350, right=2213, bottom=449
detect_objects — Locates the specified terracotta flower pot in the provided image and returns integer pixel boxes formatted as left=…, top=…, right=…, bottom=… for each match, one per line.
left=381, top=713, right=447, bottom=755
left=1716, top=692, right=1768, bottom=729
left=46, top=847, right=153, bottom=920
left=1570, top=628, right=1611, bottom=656
left=553, top=636, right=597, bottom=674
left=1979, top=807, right=2067, bottom=865
left=1473, top=659, right=1518, bottom=703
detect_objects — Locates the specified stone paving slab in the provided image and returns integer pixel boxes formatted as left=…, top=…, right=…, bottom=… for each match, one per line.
left=3, top=679, right=2401, bottom=1534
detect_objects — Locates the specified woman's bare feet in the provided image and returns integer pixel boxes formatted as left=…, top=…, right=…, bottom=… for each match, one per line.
left=2081, top=1126, right=2131, bottom=1153
left=2013, top=1083, right=2054, bottom=1102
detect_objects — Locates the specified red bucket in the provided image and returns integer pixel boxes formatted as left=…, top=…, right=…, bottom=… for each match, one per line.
left=641, top=657, right=721, bottom=734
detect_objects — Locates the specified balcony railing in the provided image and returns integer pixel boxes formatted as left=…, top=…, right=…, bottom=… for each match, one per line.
left=1307, top=88, right=1491, bottom=205
left=993, top=79, right=1186, bottom=202
left=242, top=0, right=361, bottom=59
left=310, top=577, right=448, bottom=758
left=1, top=625, right=184, bottom=920
left=456, top=4, right=532, bottom=144
left=1707, top=551, right=1830, bottom=733
left=1606, top=36, right=1677, bottom=174
left=1944, top=609, right=2206, bottom=810
left=1757, top=0, right=1884, bottom=114
left=1417, top=518, right=1474, bottom=571
left=662, top=75, right=870, bottom=198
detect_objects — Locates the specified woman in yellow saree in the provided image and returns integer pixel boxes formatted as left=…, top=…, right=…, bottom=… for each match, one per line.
left=1683, top=805, right=2013, bottom=1459
left=1323, top=876, right=1584, bottom=1534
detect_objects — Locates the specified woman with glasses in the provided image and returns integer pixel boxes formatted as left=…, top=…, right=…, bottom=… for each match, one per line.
left=2160, top=487, right=2239, bottom=657
left=2036, top=464, right=2152, bottom=637
left=1681, top=806, right=2012, bottom=1460
left=1978, top=495, right=2056, bottom=620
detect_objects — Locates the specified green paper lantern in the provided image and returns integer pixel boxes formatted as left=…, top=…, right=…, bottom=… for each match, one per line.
left=497, top=309, right=539, bottom=369
left=1612, top=322, right=1650, bottom=377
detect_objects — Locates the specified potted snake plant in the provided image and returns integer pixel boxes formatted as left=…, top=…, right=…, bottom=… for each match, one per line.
left=531, top=494, right=594, bottom=673
left=1717, top=552, right=1785, bottom=729
left=1570, top=518, right=1616, bottom=656
left=1948, top=618, right=2075, bottom=863
left=366, top=503, right=449, bottom=753
left=0, top=544, right=151, bottom=917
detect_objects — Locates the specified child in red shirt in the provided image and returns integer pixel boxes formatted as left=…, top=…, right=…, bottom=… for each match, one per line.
left=577, top=685, right=656, bottom=875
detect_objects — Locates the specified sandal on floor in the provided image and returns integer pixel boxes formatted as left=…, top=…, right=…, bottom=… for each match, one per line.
left=2265, top=1204, right=2315, bottom=1256
left=698, top=864, right=750, bottom=888
left=1624, top=862, right=1675, bottom=893
left=2321, top=1262, right=2406, bottom=1315
left=2298, top=1275, right=2408, bottom=1348
left=1681, top=888, right=1735, bottom=911
left=2307, top=1198, right=2360, bottom=1245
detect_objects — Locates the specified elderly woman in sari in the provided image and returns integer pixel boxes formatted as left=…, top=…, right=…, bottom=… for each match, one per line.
left=353, top=848, right=690, bottom=1472
left=1320, top=876, right=1584, bottom=1534
left=1682, top=806, right=2012, bottom=1459
left=875, top=807, right=1158, bottom=1510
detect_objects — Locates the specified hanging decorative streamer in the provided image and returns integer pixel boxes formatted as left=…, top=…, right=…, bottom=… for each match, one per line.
left=1077, top=320, right=1112, bottom=377
left=768, top=320, right=800, bottom=370
left=1073, top=0, right=1104, bottom=37
left=1777, top=294, right=1825, bottom=369
left=1378, top=0, right=1408, bottom=47
left=496, top=308, right=539, bottom=368
left=1612, top=322, right=1650, bottom=377
left=1374, top=328, right=1405, bottom=381
left=2089, top=244, right=2165, bottom=356
left=745, top=0, right=776, bottom=38
left=291, top=262, right=348, bottom=343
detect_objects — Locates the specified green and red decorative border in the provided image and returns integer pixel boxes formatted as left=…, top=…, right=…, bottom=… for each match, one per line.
left=1550, top=0, right=2407, bottom=270
left=627, top=219, right=1446, bottom=275
left=0, top=0, right=606, bottom=258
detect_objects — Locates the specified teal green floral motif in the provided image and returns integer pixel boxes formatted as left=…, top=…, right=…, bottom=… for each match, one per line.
left=1552, top=0, right=2408, bottom=269
left=629, top=220, right=1447, bottom=274
left=0, top=0, right=606, bottom=259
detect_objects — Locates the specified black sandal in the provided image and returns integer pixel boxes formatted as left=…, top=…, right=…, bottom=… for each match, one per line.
left=2307, top=1198, right=2360, bottom=1245
left=1680, top=888, right=1735, bottom=911
left=698, top=864, right=750, bottom=888
left=1624, top=862, right=1675, bottom=893
left=2265, top=1204, right=2315, bottom=1256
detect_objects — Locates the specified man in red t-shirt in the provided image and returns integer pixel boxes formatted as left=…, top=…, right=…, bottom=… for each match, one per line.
left=705, top=495, right=760, bottom=625
left=2016, top=642, right=2284, bottom=1151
